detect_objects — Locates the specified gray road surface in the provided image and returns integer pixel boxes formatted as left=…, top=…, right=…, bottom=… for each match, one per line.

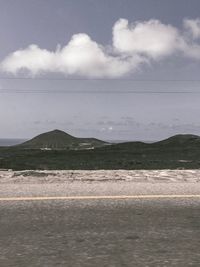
left=0, top=196, right=200, bottom=267
left=1, top=181, right=200, bottom=198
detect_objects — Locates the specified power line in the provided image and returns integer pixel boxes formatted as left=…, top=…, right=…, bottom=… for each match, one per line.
left=0, top=76, right=200, bottom=82
left=1, top=89, right=200, bottom=94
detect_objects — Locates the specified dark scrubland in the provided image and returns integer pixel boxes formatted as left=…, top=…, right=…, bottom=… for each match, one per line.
left=0, top=134, right=200, bottom=170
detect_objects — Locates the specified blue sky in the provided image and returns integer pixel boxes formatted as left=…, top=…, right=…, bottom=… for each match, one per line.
left=1, top=0, right=200, bottom=140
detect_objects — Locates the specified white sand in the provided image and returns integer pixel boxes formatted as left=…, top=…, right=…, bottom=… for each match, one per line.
left=0, top=170, right=200, bottom=198
left=0, top=169, right=200, bottom=183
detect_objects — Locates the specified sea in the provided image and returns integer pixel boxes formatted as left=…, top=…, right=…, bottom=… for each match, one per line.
left=0, top=139, right=27, bottom=146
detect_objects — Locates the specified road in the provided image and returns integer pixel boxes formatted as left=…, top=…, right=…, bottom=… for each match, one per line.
left=0, top=194, right=200, bottom=266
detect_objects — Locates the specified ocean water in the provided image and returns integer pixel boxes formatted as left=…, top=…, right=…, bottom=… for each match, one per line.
left=0, top=139, right=27, bottom=146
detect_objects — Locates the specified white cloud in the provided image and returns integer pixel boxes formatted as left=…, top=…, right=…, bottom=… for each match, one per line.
left=1, top=45, right=55, bottom=75
left=1, top=18, right=200, bottom=78
left=56, top=33, right=144, bottom=77
left=113, top=18, right=181, bottom=59
left=183, top=18, right=200, bottom=39
left=113, top=18, right=200, bottom=61
left=0, top=33, right=145, bottom=77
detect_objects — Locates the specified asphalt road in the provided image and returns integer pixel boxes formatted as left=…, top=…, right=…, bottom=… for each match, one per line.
left=0, top=198, right=200, bottom=267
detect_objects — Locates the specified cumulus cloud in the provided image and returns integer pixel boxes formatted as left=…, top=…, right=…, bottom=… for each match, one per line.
left=183, top=18, right=200, bottom=39
left=1, top=45, right=55, bottom=75
left=1, top=33, right=144, bottom=77
left=57, top=33, right=145, bottom=77
left=113, top=18, right=181, bottom=59
left=1, top=18, right=200, bottom=77
left=112, top=18, right=200, bottom=61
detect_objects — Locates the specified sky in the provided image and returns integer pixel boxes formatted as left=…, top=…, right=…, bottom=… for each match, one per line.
left=1, top=0, right=200, bottom=140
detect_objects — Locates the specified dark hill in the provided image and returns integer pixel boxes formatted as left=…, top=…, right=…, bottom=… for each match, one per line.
left=101, top=134, right=200, bottom=156
left=1, top=133, right=200, bottom=170
left=18, top=129, right=107, bottom=150
left=154, top=134, right=200, bottom=146
left=109, top=134, right=200, bottom=149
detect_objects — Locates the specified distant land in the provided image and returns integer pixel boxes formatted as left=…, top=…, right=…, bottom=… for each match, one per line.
left=0, top=138, right=154, bottom=146
left=0, top=139, right=27, bottom=146
left=0, top=129, right=200, bottom=170
left=0, top=130, right=158, bottom=147
left=16, top=129, right=107, bottom=150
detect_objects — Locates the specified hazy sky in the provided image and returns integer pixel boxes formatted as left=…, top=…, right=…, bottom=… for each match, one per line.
left=1, top=0, right=200, bottom=140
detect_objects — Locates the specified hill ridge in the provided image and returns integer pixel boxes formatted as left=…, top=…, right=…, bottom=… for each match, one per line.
left=18, top=129, right=107, bottom=150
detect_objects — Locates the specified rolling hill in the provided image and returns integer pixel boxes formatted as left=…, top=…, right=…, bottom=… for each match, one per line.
left=1, top=132, right=200, bottom=170
left=17, top=129, right=108, bottom=150
left=107, top=134, right=200, bottom=150
left=154, top=134, right=200, bottom=146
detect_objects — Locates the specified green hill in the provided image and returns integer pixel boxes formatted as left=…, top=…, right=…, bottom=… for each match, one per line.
left=108, top=134, right=200, bottom=150
left=17, top=129, right=107, bottom=150
left=154, top=134, right=200, bottom=146
left=1, top=133, right=200, bottom=170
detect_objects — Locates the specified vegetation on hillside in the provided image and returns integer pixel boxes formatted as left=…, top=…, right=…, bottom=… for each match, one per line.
left=0, top=132, right=200, bottom=170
